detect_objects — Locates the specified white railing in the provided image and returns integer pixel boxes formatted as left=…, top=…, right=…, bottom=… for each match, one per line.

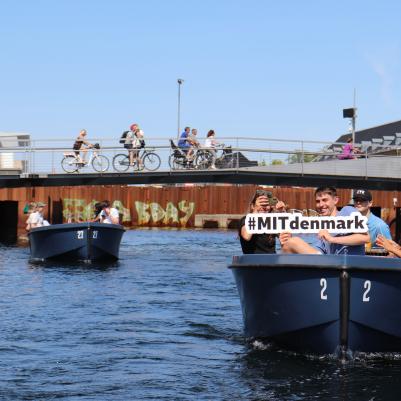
left=0, top=137, right=400, bottom=178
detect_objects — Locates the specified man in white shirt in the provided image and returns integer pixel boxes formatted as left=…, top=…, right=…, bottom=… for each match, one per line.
left=28, top=202, right=46, bottom=229
left=100, top=200, right=120, bottom=224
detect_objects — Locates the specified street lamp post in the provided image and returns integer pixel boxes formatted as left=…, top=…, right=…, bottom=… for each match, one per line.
left=177, top=79, right=184, bottom=140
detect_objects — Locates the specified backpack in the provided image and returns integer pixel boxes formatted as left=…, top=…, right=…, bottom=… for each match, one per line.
left=119, top=131, right=130, bottom=144
left=140, top=139, right=145, bottom=148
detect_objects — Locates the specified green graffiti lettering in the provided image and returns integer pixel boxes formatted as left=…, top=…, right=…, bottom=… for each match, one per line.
left=178, top=200, right=195, bottom=226
left=135, top=201, right=150, bottom=225
left=150, top=202, right=165, bottom=223
left=164, top=202, right=179, bottom=224
left=62, top=199, right=74, bottom=221
left=112, top=200, right=131, bottom=222
left=63, top=198, right=132, bottom=223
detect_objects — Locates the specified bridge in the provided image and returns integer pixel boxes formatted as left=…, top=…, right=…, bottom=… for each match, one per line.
left=0, top=136, right=401, bottom=190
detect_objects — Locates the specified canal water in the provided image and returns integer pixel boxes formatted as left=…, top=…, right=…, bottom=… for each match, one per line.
left=1, top=229, right=401, bottom=400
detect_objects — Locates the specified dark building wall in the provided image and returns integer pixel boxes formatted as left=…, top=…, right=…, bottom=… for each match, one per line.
left=0, top=201, right=18, bottom=243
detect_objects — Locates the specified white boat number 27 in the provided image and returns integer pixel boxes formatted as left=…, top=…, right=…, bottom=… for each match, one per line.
left=320, top=278, right=372, bottom=302
left=76, top=230, right=98, bottom=239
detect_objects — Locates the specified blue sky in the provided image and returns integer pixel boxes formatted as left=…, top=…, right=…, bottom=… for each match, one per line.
left=1, top=0, right=400, bottom=141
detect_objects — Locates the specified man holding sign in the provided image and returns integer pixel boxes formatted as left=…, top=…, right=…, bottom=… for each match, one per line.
left=279, top=186, right=369, bottom=255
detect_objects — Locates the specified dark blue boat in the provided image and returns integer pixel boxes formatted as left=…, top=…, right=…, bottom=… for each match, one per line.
left=29, top=222, right=125, bottom=263
left=229, top=254, right=401, bottom=356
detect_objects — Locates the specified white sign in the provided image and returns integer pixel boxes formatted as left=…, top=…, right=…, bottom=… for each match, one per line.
left=245, top=213, right=368, bottom=234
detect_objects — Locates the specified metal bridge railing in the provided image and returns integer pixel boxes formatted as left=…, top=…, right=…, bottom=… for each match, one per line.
left=0, top=137, right=400, bottom=178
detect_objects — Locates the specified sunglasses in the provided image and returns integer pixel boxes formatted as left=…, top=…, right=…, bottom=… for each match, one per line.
left=255, top=189, right=273, bottom=198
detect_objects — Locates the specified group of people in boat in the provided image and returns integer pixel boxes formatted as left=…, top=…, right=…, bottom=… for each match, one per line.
left=25, top=202, right=49, bottom=231
left=25, top=199, right=120, bottom=230
left=239, top=186, right=397, bottom=257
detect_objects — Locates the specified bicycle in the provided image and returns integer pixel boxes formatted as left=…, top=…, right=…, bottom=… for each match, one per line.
left=112, top=148, right=161, bottom=172
left=61, top=143, right=110, bottom=173
left=168, top=139, right=202, bottom=170
left=195, top=144, right=234, bottom=169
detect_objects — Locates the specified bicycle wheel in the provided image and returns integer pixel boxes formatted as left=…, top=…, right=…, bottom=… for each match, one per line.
left=168, top=154, right=183, bottom=170
left=112, top=154, right=130, bottom=172
left=92, top=154, right=109, bottom=172
left=61, top=155, right=78, bottom=173
left=142, top=152, right=161, bottom=171
left=195, top=150, right=213, bottom=169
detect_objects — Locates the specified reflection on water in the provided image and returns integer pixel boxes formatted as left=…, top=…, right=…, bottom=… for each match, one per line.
left=0, top=229, right=401, bottom=400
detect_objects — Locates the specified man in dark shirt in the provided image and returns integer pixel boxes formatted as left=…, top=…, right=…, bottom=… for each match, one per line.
left=239, top=190, right=285, bottom=254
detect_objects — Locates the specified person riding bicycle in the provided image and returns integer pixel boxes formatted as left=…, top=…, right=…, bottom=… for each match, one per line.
left=124, top=123, right=145, bottom=168
left=73, top=129, right=93, bottom=164
left=204, top=129, right=219, bottom=169
left=188, top=128, right=200, bottom=148
left=178, top=126, right=195, bottom=163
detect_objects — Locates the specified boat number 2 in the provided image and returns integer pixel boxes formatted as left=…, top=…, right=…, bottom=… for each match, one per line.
left=320, top=278, right=328, bottom=300
left=77, top=230, right=84, bottom=239
left=363, top=280, right=371, bottom=302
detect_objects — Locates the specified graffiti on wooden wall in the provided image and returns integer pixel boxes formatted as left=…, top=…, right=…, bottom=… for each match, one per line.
left=135, top=200, right=195, bottom=226
left=62, top=199, right=131, bottom=222
left=62, top=199, right=195, bottom=226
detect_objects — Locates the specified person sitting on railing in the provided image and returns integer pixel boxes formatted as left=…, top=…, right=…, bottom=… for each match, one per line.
left=338, top=137, right=360, bottom=160
left=204, top=129, right=219, bottom=169
left=73, top=129, right=93, bottom=164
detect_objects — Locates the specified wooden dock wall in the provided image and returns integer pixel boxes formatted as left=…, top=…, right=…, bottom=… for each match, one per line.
left=1, top=184, right=399, bottom=233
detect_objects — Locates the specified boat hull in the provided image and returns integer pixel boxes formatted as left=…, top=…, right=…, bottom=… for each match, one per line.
left=229, top=254, right=401, bottom=355
left=28, top=223, right=125, bottom=263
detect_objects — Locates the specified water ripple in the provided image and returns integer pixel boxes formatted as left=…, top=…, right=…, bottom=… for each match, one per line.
left=0, top=230, right=401, bottom=400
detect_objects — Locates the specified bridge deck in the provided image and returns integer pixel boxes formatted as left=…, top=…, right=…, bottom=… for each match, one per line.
left=0, top=155, right=400, bottom=190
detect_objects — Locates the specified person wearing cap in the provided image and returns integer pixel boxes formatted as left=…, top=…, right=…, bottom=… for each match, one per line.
left=239, top=190, right=286, bottom=254
left=352, top=189, right=391, bottom=249
left=280, top=186, right=369, bottom=255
